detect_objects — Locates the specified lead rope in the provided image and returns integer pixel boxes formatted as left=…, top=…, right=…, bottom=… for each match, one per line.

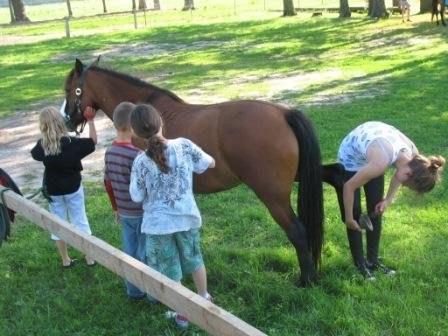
left=0, top=183, right=52, bottom=247
left=0, top=188, right=12, bottom=245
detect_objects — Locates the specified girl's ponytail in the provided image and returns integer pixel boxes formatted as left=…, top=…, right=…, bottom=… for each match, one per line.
left=130, top=104, right=169, bottom=173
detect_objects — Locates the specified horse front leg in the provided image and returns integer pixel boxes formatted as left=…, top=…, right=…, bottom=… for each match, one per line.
left=322, top=163, right=346, bottom=220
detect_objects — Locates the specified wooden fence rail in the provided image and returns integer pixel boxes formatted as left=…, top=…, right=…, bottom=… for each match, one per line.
left=0, top=186, right=266, bottom=336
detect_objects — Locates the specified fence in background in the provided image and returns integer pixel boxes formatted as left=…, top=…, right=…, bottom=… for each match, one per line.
left=1, top=0, right=385, bottom=25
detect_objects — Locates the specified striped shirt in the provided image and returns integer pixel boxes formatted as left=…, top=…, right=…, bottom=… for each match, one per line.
left=104, top=141, right=143, bottom=217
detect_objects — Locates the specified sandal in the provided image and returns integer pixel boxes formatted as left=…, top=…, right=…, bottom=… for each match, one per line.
left=62, top=259, right=77, bottom=268
left=86, top=260, right=96, bottom=267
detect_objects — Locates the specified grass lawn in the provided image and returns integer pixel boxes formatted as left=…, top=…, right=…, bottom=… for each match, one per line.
left=1, top=5, right=448, bottom=336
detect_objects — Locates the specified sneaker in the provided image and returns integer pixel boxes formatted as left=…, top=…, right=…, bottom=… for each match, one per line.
left=166, top=311, right=189, bottom=329
left=367, top=261, right=396, bottom=276
left=202, top=292, right=214, bottom=302
left=357, top=265, right=376, bottom=281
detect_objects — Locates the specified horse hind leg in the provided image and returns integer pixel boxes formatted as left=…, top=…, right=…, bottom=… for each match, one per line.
left=259, top=195, right=317, bottom=287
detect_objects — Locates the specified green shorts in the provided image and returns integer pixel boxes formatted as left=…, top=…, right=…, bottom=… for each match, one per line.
left=145, top=229, right=204, bottom=282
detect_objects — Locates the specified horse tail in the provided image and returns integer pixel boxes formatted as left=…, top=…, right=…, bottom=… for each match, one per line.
left=285, top=110, right=324, bottom=268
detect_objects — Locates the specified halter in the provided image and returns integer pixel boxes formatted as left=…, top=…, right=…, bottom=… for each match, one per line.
left=63, top=63, right=95, bottom=135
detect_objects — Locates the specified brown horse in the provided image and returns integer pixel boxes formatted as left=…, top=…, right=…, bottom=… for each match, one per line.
left=63, top=58, right=324, bottom=286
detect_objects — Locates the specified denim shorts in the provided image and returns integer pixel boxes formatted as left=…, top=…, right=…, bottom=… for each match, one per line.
left=146, top=229, right=203, bottom=282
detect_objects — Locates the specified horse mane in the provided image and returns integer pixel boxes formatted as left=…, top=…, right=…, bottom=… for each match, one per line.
left=64, top=65, right=184, bottom=103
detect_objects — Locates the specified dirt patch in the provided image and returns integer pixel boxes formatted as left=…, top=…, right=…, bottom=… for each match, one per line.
left=50, top=40, right=224, bottom=63
left=0, top=110, right=115, bottom=194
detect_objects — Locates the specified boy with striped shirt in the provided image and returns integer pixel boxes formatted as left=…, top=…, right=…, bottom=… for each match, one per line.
left=104, top=102, right=146, bottom=299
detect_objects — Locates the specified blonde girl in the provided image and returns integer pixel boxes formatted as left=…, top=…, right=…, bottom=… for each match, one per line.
left=31, top=106, right=97, bottom=267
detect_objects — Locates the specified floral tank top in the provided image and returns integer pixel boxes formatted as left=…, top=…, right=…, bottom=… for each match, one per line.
left=338, top=121, right=416, bottom=172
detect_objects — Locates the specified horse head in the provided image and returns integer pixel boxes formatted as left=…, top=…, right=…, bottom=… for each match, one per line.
left=62, top=57, right=100, bottom=134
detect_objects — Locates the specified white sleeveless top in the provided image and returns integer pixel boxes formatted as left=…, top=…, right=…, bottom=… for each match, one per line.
left=338, top=121, right=416, bottom=172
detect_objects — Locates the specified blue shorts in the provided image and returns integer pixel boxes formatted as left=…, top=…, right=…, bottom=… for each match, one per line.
left=146, top=229, right=204, bottom=282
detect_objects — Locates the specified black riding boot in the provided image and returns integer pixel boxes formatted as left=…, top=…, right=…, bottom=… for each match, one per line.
left=366, top=213, right=382, bottom=265
left=366, top=214, right=396, bottom=275
left=346, top=228, right=374, bottom=280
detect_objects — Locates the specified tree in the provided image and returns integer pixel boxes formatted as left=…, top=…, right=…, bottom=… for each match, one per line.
left=8, top=0, right=14, bottom=22
left=182, top=0, right=194, bottom=11
left=370, top=0, right=387, bottom=18
left=102, top=0, right=108, bottom=13
left=339, top=0, right=351, bottom=18
left=419, top=0, right=432, bottom=13
left=283, top=0, right=296, bottom=16
left=66, top=0, right=73, bottom=17
left=367, top=0, right=373, bottom=16
left=9, top=0, right=30, bottom=23
left=139, top=0, right=147, bottom=10
left=153, top=0, right=160, bottom=10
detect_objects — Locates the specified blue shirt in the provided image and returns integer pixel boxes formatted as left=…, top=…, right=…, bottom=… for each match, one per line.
left=129, top=138, right=213, bottom=235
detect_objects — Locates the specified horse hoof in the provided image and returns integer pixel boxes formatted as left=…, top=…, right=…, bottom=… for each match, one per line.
left=297, top=275, right=318, bottom=287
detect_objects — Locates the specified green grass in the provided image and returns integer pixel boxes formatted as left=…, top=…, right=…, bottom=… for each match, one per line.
left=1, top=5, right=448, bottom=336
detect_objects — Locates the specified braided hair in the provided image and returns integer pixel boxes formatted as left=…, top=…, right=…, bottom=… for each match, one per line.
left=130, top=104, right=169, bottom=174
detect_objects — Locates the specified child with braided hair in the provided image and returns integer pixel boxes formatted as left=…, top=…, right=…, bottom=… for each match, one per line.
left=129, top=104, right=215, bottom=329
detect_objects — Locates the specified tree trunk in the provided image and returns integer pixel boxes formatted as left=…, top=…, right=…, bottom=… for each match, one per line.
left=10, top=0, right=30, bottom=22
left=8, top=0, right=15, bottom=23
left=420, top=0, right=432, bottom=12
left=339, top=0, right=351, bottom=17
left=66, top=0, right=73, bottom=17
left=182, top=0, right=194, bottom=11
left=153, top=0, right=160, bottom=10
left=138, top=0, right=147, bottom=10
left=102, top=0, right=108, bottom=13
left=367, top=0, right=373, bottom=16
left=132, top=0, right=136, bottom=10
left=370, top=0, right=387, bottom=18
left=283, top=0, right=296, bottom=16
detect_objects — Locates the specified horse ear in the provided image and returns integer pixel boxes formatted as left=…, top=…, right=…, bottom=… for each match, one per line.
left=75, top=58, right=84, bottom=76
left=91, top=55, right=101, bottom=67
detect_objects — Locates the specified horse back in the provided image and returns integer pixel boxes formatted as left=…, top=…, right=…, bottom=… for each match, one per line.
left=167, top=100, right=299, bottom=193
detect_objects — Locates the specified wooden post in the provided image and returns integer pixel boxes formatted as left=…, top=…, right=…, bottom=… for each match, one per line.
left=65, top=16, right=70, bottom=38
left=133, top=10, right=138, bottom=29
left=0, top=187, right=266, bottom=336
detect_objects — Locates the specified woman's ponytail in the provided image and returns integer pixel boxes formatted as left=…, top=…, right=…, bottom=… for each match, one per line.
left=407, top=154, right=445, bottom=193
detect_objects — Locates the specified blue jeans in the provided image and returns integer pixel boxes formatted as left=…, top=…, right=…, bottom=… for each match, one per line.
left=120, top=215, right=146, bottom=298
